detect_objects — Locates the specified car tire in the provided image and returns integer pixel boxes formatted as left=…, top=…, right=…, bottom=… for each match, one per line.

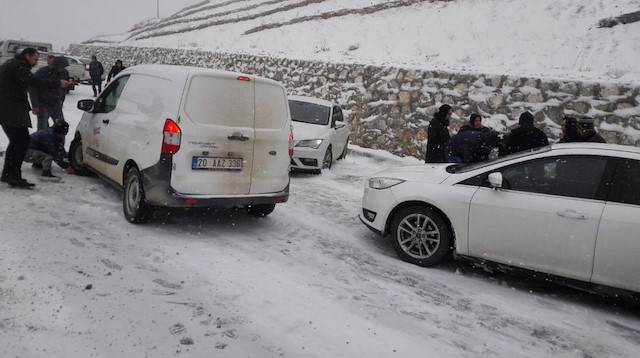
left=389, top=205, right=452, bottom=267
left=69, top=138, right=89, bottom=176
left=123, top=166, right=154, bottom=223
left=246, top=203, right=276, bottom=217
left=322, top=146, right=332, bottom=169
left=337, top=138, right=349, bottom=160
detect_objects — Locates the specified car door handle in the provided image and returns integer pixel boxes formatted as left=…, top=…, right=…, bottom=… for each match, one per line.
left=227, top=134, right=250, bottom=141
left=102, top=119, right=110, bottom=124
left=557, top=209, right=587, bottom=220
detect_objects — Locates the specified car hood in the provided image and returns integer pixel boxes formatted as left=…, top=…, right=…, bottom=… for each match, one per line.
left=370, top=164, right=453, bottom=184
left=292, top=121, right=330, bottom=141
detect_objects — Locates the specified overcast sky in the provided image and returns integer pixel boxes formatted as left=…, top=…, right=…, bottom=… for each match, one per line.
left=0, top=0, right=200, bottom=51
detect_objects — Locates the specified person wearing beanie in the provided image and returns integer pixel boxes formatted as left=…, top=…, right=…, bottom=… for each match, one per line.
left=574, top=117, right=606, bottom=143
left=24, top=118, right=75, bottom=179
left=28, top=56, right=70, bottom=130
left=425, top=104, right=453, bottom=163
left=107, top=59, right=126, bottom=82
left=504, top=111, right=548, bottom=154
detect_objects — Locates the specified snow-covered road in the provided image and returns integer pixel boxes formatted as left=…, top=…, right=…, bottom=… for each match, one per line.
left=1, top=85, right=639, bottom=357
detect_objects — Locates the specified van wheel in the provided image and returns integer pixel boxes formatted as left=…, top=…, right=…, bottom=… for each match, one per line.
left=246, top=204, right=276, bottom=217
left=322, top=146, right=332, bottom=169
left=389, top=206, right=452, bottom=267
left=123, top=167, right=154, bottom=223
left=69, top=138, right=88, bottom=176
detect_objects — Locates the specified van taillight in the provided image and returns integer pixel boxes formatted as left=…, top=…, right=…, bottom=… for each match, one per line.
left=162, top=118, right=181, bottom=154
left=237, top=76, right=251, bottom=82
left=288, top=129, right=294, bottom=157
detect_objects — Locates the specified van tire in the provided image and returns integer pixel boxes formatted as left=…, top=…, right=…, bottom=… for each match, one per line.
left=123, top=167, right=154, bottom=223
left=246, top=204, right=276, bottom=217
left=69, top=138, right=89, bottom=176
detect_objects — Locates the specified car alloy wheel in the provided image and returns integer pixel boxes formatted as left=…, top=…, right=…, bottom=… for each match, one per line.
left=390, top=206, right=452, bottom=267
left=322, top=146, right=332, bottom=169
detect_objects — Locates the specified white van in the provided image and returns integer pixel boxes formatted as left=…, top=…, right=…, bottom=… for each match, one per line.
left=0, top=40, right=53, bottom=66
left=71, top=65, right=292, bottom=223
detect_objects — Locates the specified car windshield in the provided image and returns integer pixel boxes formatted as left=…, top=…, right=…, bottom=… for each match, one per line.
left=447, top=145, right=553, bottom=173
left=289, top=100, right=330, bottom=125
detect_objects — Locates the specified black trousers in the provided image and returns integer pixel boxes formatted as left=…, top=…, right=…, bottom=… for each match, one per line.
left=1, top=125, right=30, bottom=181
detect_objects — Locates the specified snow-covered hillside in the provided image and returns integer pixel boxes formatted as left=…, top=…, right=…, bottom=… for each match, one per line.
left=85, top=0, right=640, bottom=84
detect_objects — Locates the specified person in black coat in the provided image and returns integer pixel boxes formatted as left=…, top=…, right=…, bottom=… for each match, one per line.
left=24, top=119, right=75, bottom=178
left=0, top=48, right=72, bottom=188
left=446, top=127, right=501, bottom=164
left=29, top=56, right=70, bottom=130
left=459, top=113, right=491, bottom=133
left=425, top=104, right=453, bottom=163
left=107, top=60, right=126, bottom=82
left=89, top=55, right=104, bottom=97
left=505, top=111, right=549, bottom=154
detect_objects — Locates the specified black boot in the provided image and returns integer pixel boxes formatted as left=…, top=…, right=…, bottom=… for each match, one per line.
left=8, top=178, right=35, bottom=188
left=42, top=170, right=59, bottom=178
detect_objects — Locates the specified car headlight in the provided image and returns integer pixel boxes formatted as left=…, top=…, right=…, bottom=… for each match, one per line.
left=368, top=177, right=405, bottom=189
left=295, top=139, right=323, bottom=149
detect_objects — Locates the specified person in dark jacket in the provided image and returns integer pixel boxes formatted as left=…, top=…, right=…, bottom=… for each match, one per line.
left=446, top=127, right=501, bottom=164
left=29, top=56, right=70, bottom=130
left=24, top=119, right=74, bottom=178
left=0, top=48, right=72, bottom=188
left=559, top=116, right=580, bottom=143
left=89, top=55, right=104, bottom=97
left=574, top=118, right=606, bottom=143
left=459, top=113, right=491, bottom=133
left=107, top=59, right=126, bottom=82
left=425, top=104, right=453, bottom=163
left=505, top=111, right=549, bottom=154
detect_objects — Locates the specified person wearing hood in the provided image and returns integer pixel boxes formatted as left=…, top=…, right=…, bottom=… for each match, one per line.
left=425, top=104, right=453, bottom=163
left=0, top=48, right=73, bottom=188
left=29, top=56, right=70, bottom=130
left=459, top=113, right=490, bottom=133
left=107, top=59, right=126, bottom=82
left=505, top=111, right=548, bottom=154
left=24, top=119, right=75, bottom=179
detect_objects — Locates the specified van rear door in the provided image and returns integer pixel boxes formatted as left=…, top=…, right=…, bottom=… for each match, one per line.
left=251, top=78, right=291, bottom=194
left=172, top=73, right=256, bottom=195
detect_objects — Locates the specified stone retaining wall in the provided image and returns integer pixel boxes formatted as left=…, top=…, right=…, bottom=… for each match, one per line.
left=69, top=45, right=640, bottom=159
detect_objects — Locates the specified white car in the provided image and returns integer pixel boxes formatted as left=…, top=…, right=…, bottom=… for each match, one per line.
left=62, top=55, right=91, bottom=83
left=288, top=95, right=349, bottom=173
left=360, top=143, right=640, bottom=295
left=70, top=65, right=292, bottom=223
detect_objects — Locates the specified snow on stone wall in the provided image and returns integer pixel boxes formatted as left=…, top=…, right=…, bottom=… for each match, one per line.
left=69, top=45, right=640, bottom=159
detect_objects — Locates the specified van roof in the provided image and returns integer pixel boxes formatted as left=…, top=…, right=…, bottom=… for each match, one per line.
left=118, top=64, right=279, bottom=85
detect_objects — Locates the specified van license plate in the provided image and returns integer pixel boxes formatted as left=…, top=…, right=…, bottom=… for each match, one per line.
left=192, top=157, right=242, bottom=170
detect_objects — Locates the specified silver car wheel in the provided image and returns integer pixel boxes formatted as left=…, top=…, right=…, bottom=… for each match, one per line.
left=397, top=213, right=440, bottom=259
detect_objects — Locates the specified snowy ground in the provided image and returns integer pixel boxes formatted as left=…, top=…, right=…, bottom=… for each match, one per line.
left=1, top=85, right=640, bottom=357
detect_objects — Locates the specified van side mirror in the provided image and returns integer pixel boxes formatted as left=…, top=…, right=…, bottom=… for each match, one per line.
left=77, top=99, right=95, bottom=112
left=488, top=172, right=503, bottom=189
left=334, top=120, right=346, bottom=129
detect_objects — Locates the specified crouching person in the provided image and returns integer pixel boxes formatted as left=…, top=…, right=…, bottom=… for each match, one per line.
left=24, top=119, right=75, bottom=178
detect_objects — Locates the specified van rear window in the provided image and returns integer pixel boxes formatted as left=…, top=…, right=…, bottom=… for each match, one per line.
left=184, top=75, right=254, bottom=127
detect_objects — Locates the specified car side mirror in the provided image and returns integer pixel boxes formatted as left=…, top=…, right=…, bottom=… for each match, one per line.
left=335, top=120, right=346, bottom=129
left=77, top=99, right=95, bottom=112
left=488, top=172, right=503, bottom=189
